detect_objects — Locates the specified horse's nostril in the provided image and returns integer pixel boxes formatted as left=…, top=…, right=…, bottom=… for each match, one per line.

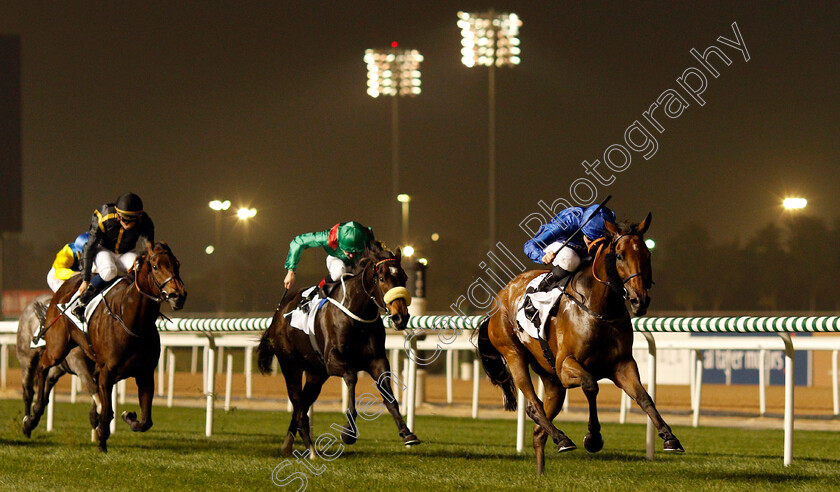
left=630, top=298, right=639, bottom=305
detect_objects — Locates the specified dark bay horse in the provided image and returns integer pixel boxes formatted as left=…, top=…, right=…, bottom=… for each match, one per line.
left=477, top=214, right=683, bottom=475
left=16, top=293, right=99, bottom=435
left=257, top=244, right=419, bottom=458
left=23, top=242, right=186, bottom=452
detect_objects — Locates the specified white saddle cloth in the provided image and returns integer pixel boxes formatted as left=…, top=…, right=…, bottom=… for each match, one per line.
left=283, top=286, right=327, bottom=336
left=515, top=273, right=564, bottom=341
left=46, top=279, right=124, bottom=340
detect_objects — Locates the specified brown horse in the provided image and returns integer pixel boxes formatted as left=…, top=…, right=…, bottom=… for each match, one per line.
left=477, top=214, right=683, bottom=475
left=23, top=242, right=187, bottom=452
left=257, top=243, right=419, bottom=458
left=17, top=294, right=99, bottom=436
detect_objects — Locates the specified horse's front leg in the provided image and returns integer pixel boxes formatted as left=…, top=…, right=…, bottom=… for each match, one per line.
left=96, top=366, right=116, bottom=453
left=122, top=372, right=154, bottom=432
left=533, top=374, right=566, bottom=475
left=612, top=359, right=684, bottom=452
left=367, top=357, right=420, bottom=446
left=340, top=371, right=359, bottom=445
left=558, top=356, right=603, bottom=453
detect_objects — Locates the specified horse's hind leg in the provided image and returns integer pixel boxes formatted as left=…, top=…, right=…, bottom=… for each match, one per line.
left=67, top=353, right=100, bottom=428
left=297, top=371, right=328, bottom=459
left=279, top=364, right=304, bottom=457
left=559, top=356, right=603, bottom=453
left=503, top=345, right=575, bottom=453
left=20, top=351, right=39, bottom=421
left=612, top=359, right=684, bottom=452
left=367, top=356, right=419, bottom=445
left=23, top=336, right=70, bottom=437
left=122, top=372, right=154, bottom=432
left=533, top=374, right=566, bottom=475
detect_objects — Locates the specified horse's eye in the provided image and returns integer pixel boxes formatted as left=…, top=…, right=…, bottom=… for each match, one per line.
left=616, top=253, right=623, bottom=261
left=152, top=264, right=158, bottom=270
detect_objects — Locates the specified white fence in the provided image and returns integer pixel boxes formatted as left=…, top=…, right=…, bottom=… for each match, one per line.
left=2, top=315, right=840, bottom=466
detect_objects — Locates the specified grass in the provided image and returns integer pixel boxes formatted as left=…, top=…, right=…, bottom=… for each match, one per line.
left=1, top=399, right=839, bottom=491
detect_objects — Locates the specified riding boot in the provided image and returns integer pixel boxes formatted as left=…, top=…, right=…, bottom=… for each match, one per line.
left=72, top=283, right=99, bottom=321
left=537, top=265, right=574, bottom=293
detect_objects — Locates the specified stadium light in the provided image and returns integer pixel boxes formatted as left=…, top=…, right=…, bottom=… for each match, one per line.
left=364, top=45, right=423, bottom=98
left=457, top=11, right=522, bottom=68
left=237, top=207, right=257, bottom=219
left=783, top=197, right=807, bottom=210
left=457, top=10, right=521, bottom=249
left=365, top=43, right=423, bottom=241
left=645, top=239, right=656, bottom=249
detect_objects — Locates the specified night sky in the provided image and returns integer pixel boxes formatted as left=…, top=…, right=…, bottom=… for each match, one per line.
left=1, top=1, right=838, bottom=311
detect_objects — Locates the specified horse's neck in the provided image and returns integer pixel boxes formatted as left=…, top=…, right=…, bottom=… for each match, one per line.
left=336, top=273, right=376, bottom=314
left=574, top=259, right=624, bottom=317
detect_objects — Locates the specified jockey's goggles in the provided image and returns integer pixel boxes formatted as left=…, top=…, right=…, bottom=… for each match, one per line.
left=117, top=212, right=141, bottom=223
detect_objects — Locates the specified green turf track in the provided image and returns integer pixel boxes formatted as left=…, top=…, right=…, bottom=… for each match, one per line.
left=1, top=399, right=839, bottom=491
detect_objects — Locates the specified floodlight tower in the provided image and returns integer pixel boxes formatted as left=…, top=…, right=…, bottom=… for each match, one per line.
left=364, top=42, right=423, bottom=242
left=458, top=10, right=521, bottom=248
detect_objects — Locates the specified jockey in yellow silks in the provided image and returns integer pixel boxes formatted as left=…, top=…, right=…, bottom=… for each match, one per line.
left=46, top=232, right=89, bottom=292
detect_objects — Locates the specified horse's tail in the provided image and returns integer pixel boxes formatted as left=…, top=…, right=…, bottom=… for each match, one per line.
left=476, top=315, right=517, bottom=412
left=256, top=322, right=277, bottom=375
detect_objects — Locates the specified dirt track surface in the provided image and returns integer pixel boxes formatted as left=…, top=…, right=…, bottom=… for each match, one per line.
left=3, top=368, right=840, bottom=431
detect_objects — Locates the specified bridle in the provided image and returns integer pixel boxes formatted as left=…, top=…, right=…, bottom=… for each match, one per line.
left=587, top=232, right=652, bottom=298
left=327, top=256, right=412, bottom=324
left=133, top=250, right=180, bottom=304
left=362, top=257, right=412, bottom=311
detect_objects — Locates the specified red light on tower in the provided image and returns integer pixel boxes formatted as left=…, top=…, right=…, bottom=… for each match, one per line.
left=391, top=41, right=398, bottom=48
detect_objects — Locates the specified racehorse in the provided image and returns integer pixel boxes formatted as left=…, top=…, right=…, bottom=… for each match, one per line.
left=23, top=242, right=186, bottom=452
left=16, top=294, right=99, bottom=436
left=476, top=214, right=683, bottom=475
left=257, top=243, right=419, bottom=457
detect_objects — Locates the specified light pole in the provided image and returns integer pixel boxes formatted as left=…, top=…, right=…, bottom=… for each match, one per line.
left=208, top=200, right=230, bottom=312
left=458, top=10, right=521, bottom=248
left=397, top=193, right=411, bottom=247
left=365, top=43, right=423, bottom=240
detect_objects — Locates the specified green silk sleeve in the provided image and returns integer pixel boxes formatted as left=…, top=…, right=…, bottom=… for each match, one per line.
left=284, top=229, right=330, bottom=270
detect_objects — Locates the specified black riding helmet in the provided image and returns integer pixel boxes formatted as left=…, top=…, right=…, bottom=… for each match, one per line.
left=115, top=192, right=144, bottom=222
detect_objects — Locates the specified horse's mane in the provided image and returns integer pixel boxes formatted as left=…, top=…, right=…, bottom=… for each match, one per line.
left=613, top=221, right=640, bottom=235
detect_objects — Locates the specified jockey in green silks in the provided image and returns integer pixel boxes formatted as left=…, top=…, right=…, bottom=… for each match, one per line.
left=283, top=221, right=375, bottom=290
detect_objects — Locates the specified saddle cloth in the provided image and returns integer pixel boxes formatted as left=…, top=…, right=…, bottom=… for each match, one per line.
left=283, top=286, right=327, bottom=336
left=47, top=279, right=125, bottom=339
left=515, top=273, right=564, bottom=341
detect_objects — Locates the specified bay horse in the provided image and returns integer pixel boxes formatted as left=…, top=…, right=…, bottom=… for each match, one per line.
left=23, top=242, right=187, bottom=452
left=17, top=294, right=99, bottom=435
left=477, top=214, right=683, bottom=475
left=257, top=243, right=419, bottom=458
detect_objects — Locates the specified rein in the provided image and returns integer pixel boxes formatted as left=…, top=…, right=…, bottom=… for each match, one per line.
left=329, top=257, right=411, bottom=324
left=557, top=232, right=649, bottom=321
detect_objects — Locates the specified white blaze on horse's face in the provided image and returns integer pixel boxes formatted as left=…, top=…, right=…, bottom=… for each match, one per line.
left=375, top=257, right=411, bottom=330
left=616, top=234, right=651, bottom=316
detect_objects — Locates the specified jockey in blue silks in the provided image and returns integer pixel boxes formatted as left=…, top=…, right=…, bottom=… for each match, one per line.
left=524, top=203, right=616, bottom=293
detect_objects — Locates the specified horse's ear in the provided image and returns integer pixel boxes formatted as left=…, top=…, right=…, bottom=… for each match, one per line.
left=604, top=220, right=619, bottom=237
left=637, top=212, right=652, bottom=235
left=394, top=247, right=402, bottom=263
left=145, top=240, right=154, bottom=254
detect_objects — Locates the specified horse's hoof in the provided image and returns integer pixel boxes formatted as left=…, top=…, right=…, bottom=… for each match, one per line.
left=556, top=435, right=577, bottom=453
left=121, top=411, right=135, bottom=424
left=98, top=444, right=108, bottom=453
left=403, top=433, right=421, bottom=446
left=341, top=433, right=357, bottom=445
left=583, top=432, right=604, bottom=453
left=22, top=416, right=32, bottom=438
left=664, top=438, right=685, bottom=453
